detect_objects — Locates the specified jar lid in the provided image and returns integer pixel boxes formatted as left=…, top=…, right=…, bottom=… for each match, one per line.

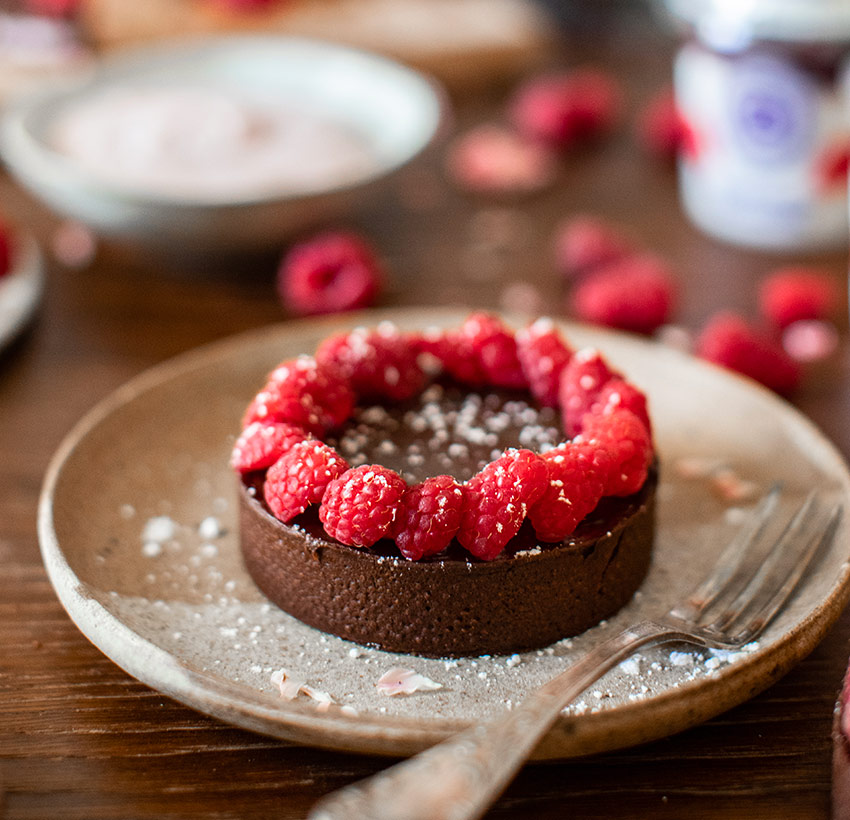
left=662, top=0, right=850, bottom=48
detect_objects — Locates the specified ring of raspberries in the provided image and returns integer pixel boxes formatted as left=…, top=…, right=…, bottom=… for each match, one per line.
left=232, top=313, right=653, bottom=562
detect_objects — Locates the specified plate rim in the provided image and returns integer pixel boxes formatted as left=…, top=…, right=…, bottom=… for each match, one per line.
left=37, top=306, right=850, bottom=759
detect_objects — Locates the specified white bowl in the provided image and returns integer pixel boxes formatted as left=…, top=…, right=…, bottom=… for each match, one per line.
left=0, top=36, right=447, bottom=250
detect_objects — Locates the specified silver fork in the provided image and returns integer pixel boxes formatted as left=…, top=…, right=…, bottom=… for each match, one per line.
left=309, top=486, right=842, bottom=820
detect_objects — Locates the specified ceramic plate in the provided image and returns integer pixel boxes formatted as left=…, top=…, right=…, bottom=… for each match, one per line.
left=38, top=307, right=850, bottom=759
left=0, top=232, right=42, bottom=353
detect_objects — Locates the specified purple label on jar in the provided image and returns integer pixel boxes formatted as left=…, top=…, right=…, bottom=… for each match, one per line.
left=728, top=55, right=816, bottom=165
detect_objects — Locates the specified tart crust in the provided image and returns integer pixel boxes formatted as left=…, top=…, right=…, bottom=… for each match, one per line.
left=239, top=469, right=656, bottom=657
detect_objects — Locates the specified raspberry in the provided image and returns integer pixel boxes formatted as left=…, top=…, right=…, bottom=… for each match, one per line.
left=696, top=312, right=801, bottom=395
left=457, top=448, right=548, bottom=560
left=816, top=140, right=850, bottom=192
left=571, top=253, right=676, bottom=335
left=554, top=214, right=631, bottom=280
left=445, top=124, right=557, bottom=196
left=577, top=407, right=652, bottom=497
left=263, top=440, right=349, bottom=522
left=558, top=348, right=618, bottom=437
left=392, top=475, right=465, bottom=560
left=509, top=68, right=621, bottom=149
left=230, top=421, right=309, bottom=473
left=758, top=266, right=840, bottom=329
left=316, top=324, right=425, bottom=401
left=319, top=465, right=408, bottom=547
left=459, top=312, right=527, bottom=389
left=589, top=378, right=652, bottom=436
left=782, top=320, right=839, bottom=363
left=277, top=231, right=381, bottom=317
left=515, top=317, right=573, bottom=407
left=635, top=87, right=692, bottom=162
left=411, top=328, right=487, bottom=385
left=528, top=441, right=610, bottom=541
left=25, top=0, right=80, bottom=17
left=242, top=356, right=355, bottom=434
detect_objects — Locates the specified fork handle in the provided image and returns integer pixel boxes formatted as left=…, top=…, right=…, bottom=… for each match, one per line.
left=309, top=620, right=683, bottom=820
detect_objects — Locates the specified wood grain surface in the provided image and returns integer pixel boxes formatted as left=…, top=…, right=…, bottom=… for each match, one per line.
left=2, top=6, right=850, bottom=818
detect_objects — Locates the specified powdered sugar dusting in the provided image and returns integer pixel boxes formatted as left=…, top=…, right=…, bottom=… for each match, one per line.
left=327, top=385, right=560, bottom=483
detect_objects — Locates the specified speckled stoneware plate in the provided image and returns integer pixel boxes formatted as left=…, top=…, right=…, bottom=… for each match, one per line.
left=0, top=232, right=43, bottom=353
left=38, top=307, right=850, bottom=759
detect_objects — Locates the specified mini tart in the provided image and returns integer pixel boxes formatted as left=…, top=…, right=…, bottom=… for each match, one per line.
left=239, top=468, right=655, bottom=657
left=234, top=314, right=657, bottom=657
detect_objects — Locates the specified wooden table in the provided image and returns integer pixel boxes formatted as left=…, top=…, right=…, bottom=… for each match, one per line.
left=3, top=8, right=850, bottom=818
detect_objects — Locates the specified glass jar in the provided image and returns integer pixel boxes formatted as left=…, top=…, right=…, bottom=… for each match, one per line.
left=663, top=0, right=850, bottom=251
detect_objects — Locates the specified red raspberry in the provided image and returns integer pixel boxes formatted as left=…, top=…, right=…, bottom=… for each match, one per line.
left=577, top=407, right=652, bottom=497
left=242, top=356, right=355, bottom=434
left=316, top=324, right=425, bottom=401
left=263, top=440, right=349, bottom=522
left=559, top=348, right=617, bottom=437
left=635, top=87, right=692, bottom=162
left=509, top=68, right=621, bottom=149
left=554, top=214, right=632, bottom=280
left=816, top=140, right=850, bottom=192
left=457, top=448, right=548, bottom=560
left=589, top=378, right=652, bottom=436
left=277, top=231, right=381, bottom=317
left=696, top=312, right=801, bottom=395
left=392, top=475, right=465, bottom=560
left=758, top=266, right=840, bottom=329
left=25, top=0, right=80, bottom=17
left=528, top=441, right=611, bottom=541
left=445, top=123, right=557, bottom=196
left=571, top=254, right=676, bottom=335
left=515, top=317, right=573, bottom=407
left=459, top=312, right=527, bottom=389
left=410, top=327, right=487, bottom=385
left=230, top=421, right=309, bottom=473
left=319, top=465, right=408, bottom=547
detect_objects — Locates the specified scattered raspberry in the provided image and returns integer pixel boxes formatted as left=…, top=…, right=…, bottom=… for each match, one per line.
left=515, top=317, right=573, bottom=407
left=696, top=312, right=801, bottom=395
left=571, top=253, right=676, bottom=335
left=509, top=68, right=621, bottom=149
left=230, top=421, right=309, bottom=473
left=411, top=327, right=487, bottom=385
left=758, top=266, right=840, bottom=329
left=558, top=348, right=618, bottom=437
left=636, top=87, right=690, bottom=162
left=445, top=123, right=558, bottom=196
left=589, top=378, right=651, bottom=436
left=458, top=312, right=527, bottom=389
left=315, top=323, right=425, bottom=401
left=25, top=0, right=80, bottom=16
left=816, top=140, right=850, bottom=192
left=392, top=475, right=465, bottom=560
left=457, top=448, right=548, bottom=560
left=528, top=441, right=610, bottom=541
left=263, top=440, right=350, bottom=522
left=277, top=231, right=381, bottom=317
left=554, top=214, right=632, bottom=279
left=242, top=356, right=355, bottom=433
left=782, top=319, right=839, bottom=363
left=577, top=407, right=652, bottom=497
left=319, top=465, right=408, bottom=547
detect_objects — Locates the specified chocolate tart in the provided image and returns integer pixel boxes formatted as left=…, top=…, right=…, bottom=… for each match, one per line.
left=240, top=471, right=655, bottom=657
left=237, top=384, right=656, bottom=658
